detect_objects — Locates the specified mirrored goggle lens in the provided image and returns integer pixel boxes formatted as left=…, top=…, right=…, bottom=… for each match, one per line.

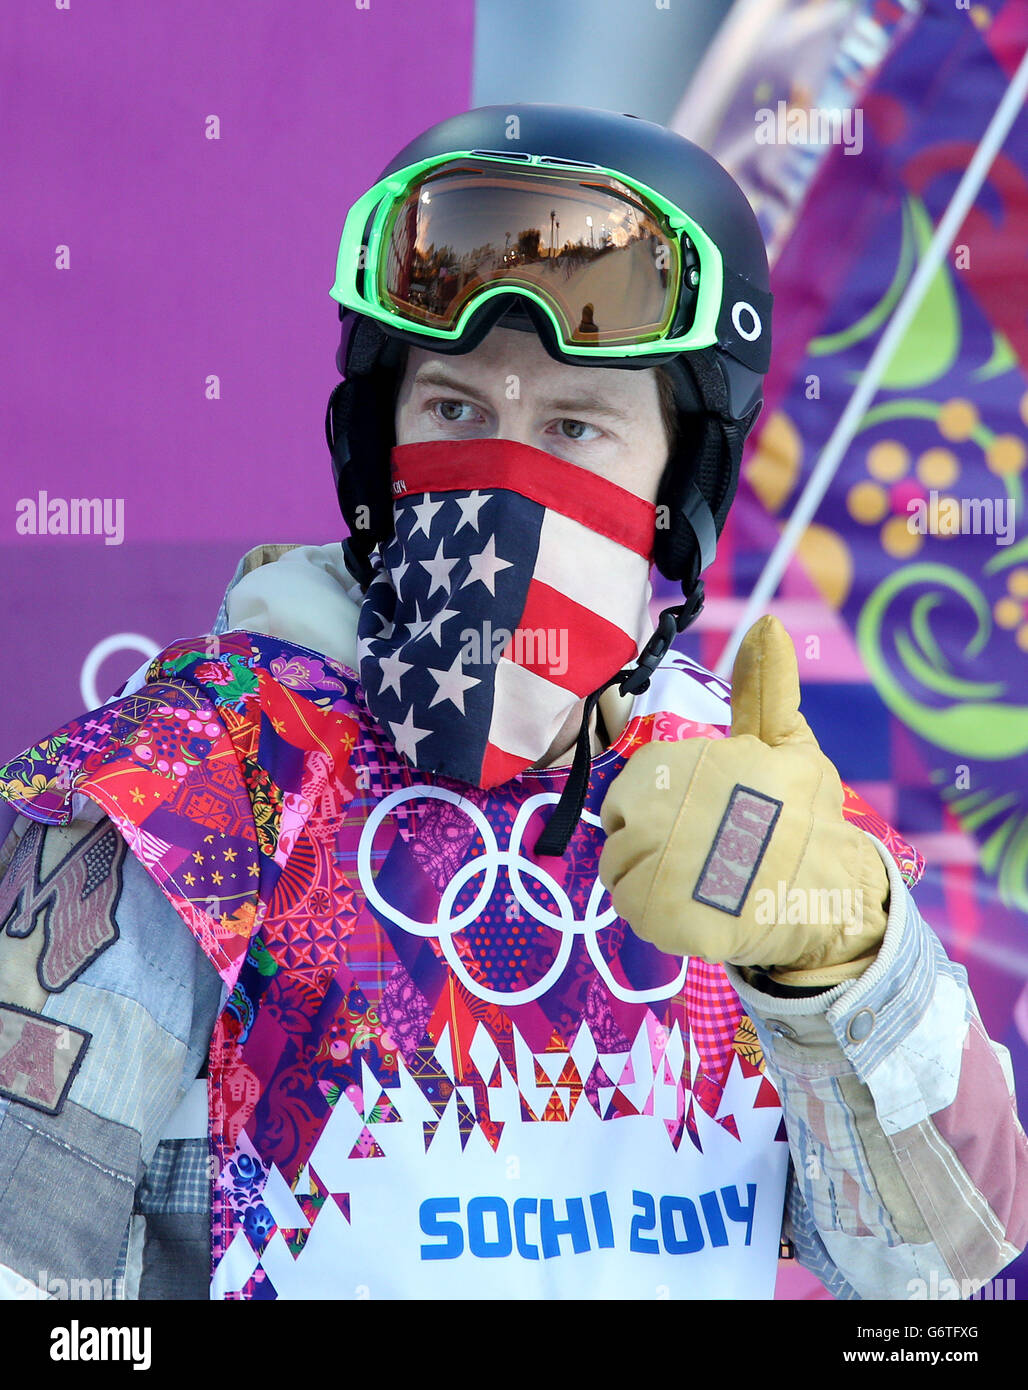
left=376, top=161, right=682, bottom=347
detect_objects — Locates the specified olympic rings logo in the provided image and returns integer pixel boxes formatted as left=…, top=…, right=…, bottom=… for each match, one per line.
left=357, top=786, right=688, bottom=1006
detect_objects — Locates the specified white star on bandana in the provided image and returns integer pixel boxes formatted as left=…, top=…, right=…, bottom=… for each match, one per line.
left=378, top=649, right=412, bottom=698
left=389, top=706, right=432, bottom=761
left=462, top=533, right=514, bottom=596
left=426, top=653, right=481, bottom=714
left=453, top=490, right=492, bottom=534
left=407, top=493, right=445, bottom=541
left=391, top=559, right=410, bottom=596
left=405, top=600, right=462, bottom=648
left=420, top=538, right=460, bottom=598
left=420, top=603, right=462, bottom=645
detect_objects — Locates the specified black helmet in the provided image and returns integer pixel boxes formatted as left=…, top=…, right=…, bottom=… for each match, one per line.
left=326, top=103, right=772, bottom=621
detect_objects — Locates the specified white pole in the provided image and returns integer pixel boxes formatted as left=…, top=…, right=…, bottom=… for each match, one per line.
left=715, top=46, right=1028, bottom=678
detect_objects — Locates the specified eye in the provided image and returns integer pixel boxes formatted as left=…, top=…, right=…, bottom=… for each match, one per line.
left=433, top=399, right=477, bottom=423
left=556, top=418, right=600, bottom=441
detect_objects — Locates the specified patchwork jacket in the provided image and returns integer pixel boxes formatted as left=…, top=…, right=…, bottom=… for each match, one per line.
left=0, top=543, right=1025, bottom=1299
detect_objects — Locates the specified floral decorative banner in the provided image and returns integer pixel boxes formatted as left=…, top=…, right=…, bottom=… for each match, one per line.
left=669, top=0, right=1028, bottom=1297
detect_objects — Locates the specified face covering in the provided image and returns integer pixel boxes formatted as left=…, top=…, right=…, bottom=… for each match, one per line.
left=356, top=437, right=656, bottom=788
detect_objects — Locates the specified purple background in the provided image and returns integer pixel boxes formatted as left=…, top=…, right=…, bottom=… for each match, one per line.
left=1, top=1, right=474, bottom=752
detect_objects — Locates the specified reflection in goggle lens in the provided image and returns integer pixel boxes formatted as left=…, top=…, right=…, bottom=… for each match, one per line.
left=379, top=163, right=681, bottom=347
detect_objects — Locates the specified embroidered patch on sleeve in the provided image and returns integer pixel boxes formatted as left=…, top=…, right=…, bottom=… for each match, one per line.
left=692, top=785, right=782, bottom=916
left=0, top=819, right=125, bottom=1113
left=0, top=1003, right=90, bottom=1115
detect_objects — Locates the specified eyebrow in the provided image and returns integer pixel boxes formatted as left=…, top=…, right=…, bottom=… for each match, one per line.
left=412, top=365, right=633, bottom=422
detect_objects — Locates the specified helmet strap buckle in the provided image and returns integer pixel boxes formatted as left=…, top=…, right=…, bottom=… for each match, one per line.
left=618, top=598, right=694, bottom=698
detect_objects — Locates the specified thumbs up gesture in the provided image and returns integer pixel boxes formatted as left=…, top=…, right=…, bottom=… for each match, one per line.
left=598, top=616, right=891, bottom=988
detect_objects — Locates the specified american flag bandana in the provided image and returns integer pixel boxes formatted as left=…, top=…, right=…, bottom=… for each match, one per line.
left=356, top=438, right=656, bottom=788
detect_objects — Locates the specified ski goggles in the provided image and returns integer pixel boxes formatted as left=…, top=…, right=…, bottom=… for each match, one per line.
left=330, top=152, right=770, bottom=368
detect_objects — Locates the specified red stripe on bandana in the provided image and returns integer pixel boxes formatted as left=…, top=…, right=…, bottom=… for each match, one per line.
left=390, top=439, right=656, bottom=560
left=500, top=580, right=640, bottom=696
left=480, top=741, right=533, bottom=789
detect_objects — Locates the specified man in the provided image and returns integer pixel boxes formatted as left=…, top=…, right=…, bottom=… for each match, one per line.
left=0, top=105, right=1025, bottom=1301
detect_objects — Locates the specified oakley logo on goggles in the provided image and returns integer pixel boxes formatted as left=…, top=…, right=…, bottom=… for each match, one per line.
left=330, top=153, right=770, bottom=371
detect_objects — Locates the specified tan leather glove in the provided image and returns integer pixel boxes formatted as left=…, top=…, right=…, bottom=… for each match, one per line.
left=599, top=616, right=890, bottom=989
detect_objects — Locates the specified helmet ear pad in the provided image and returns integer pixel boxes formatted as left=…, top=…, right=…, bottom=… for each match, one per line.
left=652, top=409, right=721, bottom=584
left=326, top=318, right=406, bottom=578
left=651, top=351, right=757, bottom=587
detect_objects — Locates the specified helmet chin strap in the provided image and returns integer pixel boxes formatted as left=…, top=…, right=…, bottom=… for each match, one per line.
left=533, top=594, right=704, bottom=857
left=534, top=479, right=716, bottom=859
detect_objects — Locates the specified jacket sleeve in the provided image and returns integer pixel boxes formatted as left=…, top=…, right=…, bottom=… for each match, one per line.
left=725, top=836, right=1028, bottom=1301
left=0, top=804, right=221, bottom=1300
